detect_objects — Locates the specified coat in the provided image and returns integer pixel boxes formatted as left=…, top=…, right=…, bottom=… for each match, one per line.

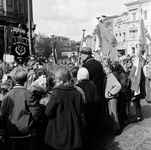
left=105, top=73, right=121, bottom=99
left=76, top=79, right=98, bottom=149
left=0, top=85, right=42, bottom=138
left=44, top=85, right=83, bottom=150
left=82, top=56, right=106, bottom=136
left=82, top=56, right=105, bottom=99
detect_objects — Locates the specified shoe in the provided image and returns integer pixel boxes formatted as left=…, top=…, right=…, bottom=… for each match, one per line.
left=110, top=130, right=122, bottom=135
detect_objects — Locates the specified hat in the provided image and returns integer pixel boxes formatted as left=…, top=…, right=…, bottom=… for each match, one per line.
left=80, top=47, right=92, bottom=55
left=77, top=67, right=89, bottom=81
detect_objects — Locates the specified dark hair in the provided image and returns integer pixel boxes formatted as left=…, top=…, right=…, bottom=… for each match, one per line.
left=70, top=66, right=79, bottom=78
left=35, top=67, right=48, bottom=79
left=46, top=73, right=55, bottom=92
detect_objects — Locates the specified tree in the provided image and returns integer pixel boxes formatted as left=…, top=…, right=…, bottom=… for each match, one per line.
left=34, top=33, right=52, bottom=59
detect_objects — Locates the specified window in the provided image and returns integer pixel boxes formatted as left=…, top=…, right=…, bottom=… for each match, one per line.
left=129, top=31, right=131, bottom=38
left=132, top=47, right=135, bottom=54
left=123, top=32, right=126, bottom=41
left=132, top=13, right=136, bottom=21
left=8, top=0, right=12, bottom=6
left=144, top=11, right=147, bottom=20
left=19, top=0, right=24, bottom=13
left=132, top=30, right=137, bottom=38
left=0, top=0, right=3, bottom=7
left=129, top=30, right=138, bottom=38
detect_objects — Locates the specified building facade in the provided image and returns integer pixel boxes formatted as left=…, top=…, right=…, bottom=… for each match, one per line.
left=125, top=0, right=151, bottom=55
left=113, top=12, right=128, bottom=55
left=0, top=0, right=31, bottom=61
left=90, top=0, right=151, bottom=57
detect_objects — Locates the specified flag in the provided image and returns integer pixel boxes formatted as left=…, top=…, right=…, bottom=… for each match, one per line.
left=95, top=25, right=102, bottom=50
left=98, top=21, right=118, bottom=61
left=139, top=18, right=147, bottom=51
left=130, top=45, right=142, bottom=95
left=145, top=28, right=151, bottom=41
left=129, top=0, right=144, bottom=94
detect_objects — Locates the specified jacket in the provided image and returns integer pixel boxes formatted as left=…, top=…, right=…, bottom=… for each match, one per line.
left=105, top=73, right=121, bottom=99
left=0, top=85, right=42, bottom=138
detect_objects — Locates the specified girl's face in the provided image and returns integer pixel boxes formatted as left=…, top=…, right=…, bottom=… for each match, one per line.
left=104, top=67, right=111, bottom=75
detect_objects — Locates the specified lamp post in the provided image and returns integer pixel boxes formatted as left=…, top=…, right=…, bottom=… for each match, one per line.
left=80, top=29, right=86, bottom=49
left=51, top=35, right=58, bottom=64
left=27, top=0, right=34, bottom=55
left=51, top=35, right=55, bottom=56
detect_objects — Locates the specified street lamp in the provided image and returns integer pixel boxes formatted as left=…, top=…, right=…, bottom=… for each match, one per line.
left=51, top=35, right=58, bottom=64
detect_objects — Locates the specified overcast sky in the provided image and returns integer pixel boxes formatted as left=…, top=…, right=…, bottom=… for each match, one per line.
left=33, top=0, right=133, bottom=41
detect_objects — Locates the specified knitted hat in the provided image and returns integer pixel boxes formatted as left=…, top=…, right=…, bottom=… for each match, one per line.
left=77, top=67, right=89, bottom=81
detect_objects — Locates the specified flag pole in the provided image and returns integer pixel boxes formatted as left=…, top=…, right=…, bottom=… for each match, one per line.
left=78, top=29, right=86, bottom=64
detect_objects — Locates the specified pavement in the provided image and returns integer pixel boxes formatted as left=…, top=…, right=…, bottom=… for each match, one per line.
left=94, top=99, right=151, bottom=150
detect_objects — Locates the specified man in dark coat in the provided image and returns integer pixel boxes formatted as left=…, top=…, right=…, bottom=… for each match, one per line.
left=80, top=47, right=106, bottom=137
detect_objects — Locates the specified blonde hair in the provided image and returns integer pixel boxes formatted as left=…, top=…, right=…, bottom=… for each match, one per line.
left=11, top=67, right=27, bottom=85
left=54, top=65, right=72, bottom=85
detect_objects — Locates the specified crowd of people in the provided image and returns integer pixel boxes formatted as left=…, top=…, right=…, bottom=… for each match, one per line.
left=0, top=46, right=150, bottom=150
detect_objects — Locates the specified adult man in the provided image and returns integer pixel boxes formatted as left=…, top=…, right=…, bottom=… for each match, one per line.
left=80, top=47, right=106, bottom=137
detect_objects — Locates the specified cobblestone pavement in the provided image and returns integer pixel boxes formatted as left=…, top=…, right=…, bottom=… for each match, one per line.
left=94, top=99, right=151, bottom=150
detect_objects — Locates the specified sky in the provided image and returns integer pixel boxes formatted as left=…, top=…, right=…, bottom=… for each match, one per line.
left=33, top=0, right=133, bottom=41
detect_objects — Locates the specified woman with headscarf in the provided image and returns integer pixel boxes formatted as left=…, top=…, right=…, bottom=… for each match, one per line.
left=76, top=67, right=98, bottom=150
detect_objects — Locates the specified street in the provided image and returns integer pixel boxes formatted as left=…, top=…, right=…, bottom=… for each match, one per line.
left=94, top=99, right=151, bottom=150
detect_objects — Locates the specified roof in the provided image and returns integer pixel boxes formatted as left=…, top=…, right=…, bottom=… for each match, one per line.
left=121, top=12, right=128, bottom=16
left=124, top=0, right=151, bottom=6
left=104, top=15, right=119, bottom=22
